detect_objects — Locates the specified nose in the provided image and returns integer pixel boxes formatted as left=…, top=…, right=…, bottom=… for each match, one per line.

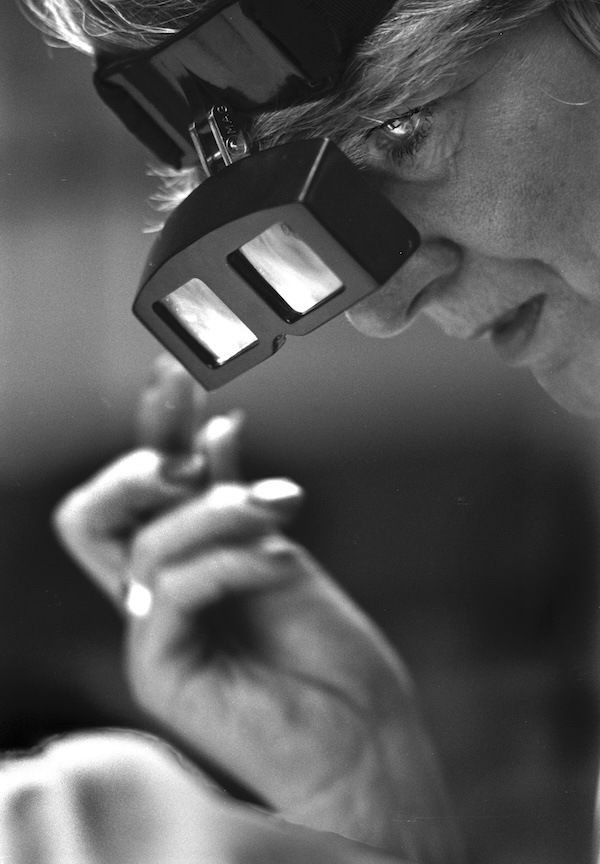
left=345, top=164, right=465, bottom=335
left=346, top=237, right=462, bottom=338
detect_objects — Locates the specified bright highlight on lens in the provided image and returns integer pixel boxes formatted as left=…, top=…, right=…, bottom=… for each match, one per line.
left=239, top=223, right=343, bottom=313
left=160, top=278, right=258, bottom=365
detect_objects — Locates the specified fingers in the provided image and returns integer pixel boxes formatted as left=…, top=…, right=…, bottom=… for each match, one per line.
left=137, top=353, right=206, bottom=453
left=127, top=479, right=304, bottom=590
left=0, top=732, right=408, bottom=864
left=56, top=350, right=293, bottom=612
left=55, top=450, right=303, bottom=610
left=123, top=536, right=305, bottom=680
left=159, top=410, right=244, bottom=487
left=137, top=352, right=245, bottom=485
left=54, top=449, right=207, bottom=604
left=0, top=731, right=222, bottom=864
left=135, top=534, right=302, bottom=614
left=196, top=411, right=245, bottom=483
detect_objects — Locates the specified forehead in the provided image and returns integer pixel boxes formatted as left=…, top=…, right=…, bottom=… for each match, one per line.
left=300, top=29, right=496, bottom=158
left=251, top=5, right=555, bottom=160
left=359, top=24, right=514, bottom=114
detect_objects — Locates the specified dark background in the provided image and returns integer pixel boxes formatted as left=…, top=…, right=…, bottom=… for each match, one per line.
left=2, top=4, right=600, bottom=862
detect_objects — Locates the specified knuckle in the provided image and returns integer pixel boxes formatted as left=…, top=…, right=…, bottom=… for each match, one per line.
left=0, top=759, right=52, bottom=819
left=129, top=525, right=160, bottom=567
left=44, top=733, right=171, bottom=850
left=258, top=535, right=302, bottom=562
left=47, top=731, right=163, bottom=787
left=52, top=488, right=88, bottom=544
left=202, top=545, right=267, bottom=579
left=209, top=545, right=246, bottom=568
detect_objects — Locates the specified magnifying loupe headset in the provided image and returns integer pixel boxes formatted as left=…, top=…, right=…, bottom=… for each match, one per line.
left=95, top=0, right=420, bottom=389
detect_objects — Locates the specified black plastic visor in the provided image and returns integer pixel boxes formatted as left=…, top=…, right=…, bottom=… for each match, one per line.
left=93, top=0, right=420, bottom=391
left=94, top=0, right=399, bottom=168
left=133, top=139, right=419, bottom=389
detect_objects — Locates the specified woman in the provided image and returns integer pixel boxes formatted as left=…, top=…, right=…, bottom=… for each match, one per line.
left=11, top=1, right=600, bottom=862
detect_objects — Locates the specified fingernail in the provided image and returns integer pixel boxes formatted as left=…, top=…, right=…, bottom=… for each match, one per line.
left=208, top=484, right=248, bottom=508
left=249, top=478, right=304, bottom=505
left=124, top=582, right=153, bottom=618
left=160, top=452, right=208, bottom=486
left=196, top=411, right=245, bottom=449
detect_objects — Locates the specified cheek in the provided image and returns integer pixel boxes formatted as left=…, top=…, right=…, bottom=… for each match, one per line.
left=533, top=349, right=600, bottom=418
left=444, top=131, right=571, bottom=257
left=431, top=90, right=596, bottom=261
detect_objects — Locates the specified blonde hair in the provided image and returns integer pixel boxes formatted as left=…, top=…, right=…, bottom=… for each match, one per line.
left=21, top=0, right=600, bottom=211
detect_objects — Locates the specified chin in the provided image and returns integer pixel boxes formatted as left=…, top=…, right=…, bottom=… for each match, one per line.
left=534, top=363, right=600, bottom=419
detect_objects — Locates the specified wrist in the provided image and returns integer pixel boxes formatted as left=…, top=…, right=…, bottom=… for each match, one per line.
left=276, top=717, right=463, bottom=864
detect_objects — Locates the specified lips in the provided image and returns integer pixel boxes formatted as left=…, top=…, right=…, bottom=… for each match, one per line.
left=489, top=294, right=546, bottom=364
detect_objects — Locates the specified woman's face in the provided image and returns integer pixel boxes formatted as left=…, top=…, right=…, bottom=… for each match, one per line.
left=347, top=9, right=600, bottom=416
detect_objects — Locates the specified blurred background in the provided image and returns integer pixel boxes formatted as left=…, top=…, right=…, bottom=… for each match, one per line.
left=2, top=4, right=600, bottom=862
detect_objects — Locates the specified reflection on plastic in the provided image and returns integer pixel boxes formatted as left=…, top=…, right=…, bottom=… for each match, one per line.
left=160, top=279, right=258, bottom=365
left=239, top=223, right=343, bottom=313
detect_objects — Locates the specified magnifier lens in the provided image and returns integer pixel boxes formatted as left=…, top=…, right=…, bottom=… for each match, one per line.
left=238, top=222, right=343, bottom=313
left=135, top=139, right=420, bottom=389
left=160, top=278, right=258, bottom=365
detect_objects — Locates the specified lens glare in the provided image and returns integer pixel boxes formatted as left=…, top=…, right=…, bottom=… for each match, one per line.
left=239, top=223, right=343, bottom=313
left=160, top=278, right=258, bottom=365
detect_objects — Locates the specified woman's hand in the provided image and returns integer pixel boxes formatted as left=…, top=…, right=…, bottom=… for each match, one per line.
left=0, top=730, right=411, bottom=864
left=53, top=355, right=462, bottom=864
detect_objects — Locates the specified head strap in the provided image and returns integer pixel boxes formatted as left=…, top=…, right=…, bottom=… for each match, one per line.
left=94, top=0, right=397, bottom=168
left=239, top=0, right=397, bottom=81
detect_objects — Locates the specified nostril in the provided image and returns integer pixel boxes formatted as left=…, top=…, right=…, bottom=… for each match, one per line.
left=404, top=274, right=455, bottom=323
left=405, top=286, right=427, bottom=322
left=405, top=288, right=426, bottom=323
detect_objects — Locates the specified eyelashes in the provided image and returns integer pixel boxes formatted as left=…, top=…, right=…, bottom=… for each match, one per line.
left=367, top=105, right=435, bottom=167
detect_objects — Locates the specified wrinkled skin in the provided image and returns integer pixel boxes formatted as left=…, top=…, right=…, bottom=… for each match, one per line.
left=54, top=356, right=462, bottom=864
left=348, top=9, right=600, bottom=417
left=0, top=730, right=412, bottom=864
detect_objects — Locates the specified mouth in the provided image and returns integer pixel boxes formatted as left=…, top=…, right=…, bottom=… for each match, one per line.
left=486, top=294, right=546, bottom=365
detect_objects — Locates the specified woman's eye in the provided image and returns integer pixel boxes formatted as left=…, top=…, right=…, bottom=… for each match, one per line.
left=369, top=106, right=434, bottom=166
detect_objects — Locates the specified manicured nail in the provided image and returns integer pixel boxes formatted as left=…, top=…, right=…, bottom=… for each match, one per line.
left=124, top=582, right=153, bottom=618
left=160, top=451, right=208, bottom=486
left=208, top=485, right=248, bottom=508
left=196, top=410, right=245, bottom=449
left=205, top=479, right=303, bottom=511
left=249, top=478, right=304, bottom=504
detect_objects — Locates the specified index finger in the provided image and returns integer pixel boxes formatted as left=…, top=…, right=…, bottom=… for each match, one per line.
left=128, top=478, right=304, bottom=586
left=53, top=449, right=207, bottom=605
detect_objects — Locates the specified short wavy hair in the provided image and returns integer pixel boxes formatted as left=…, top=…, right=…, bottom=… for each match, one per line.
left=21, top=0, right=600, bottom=211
